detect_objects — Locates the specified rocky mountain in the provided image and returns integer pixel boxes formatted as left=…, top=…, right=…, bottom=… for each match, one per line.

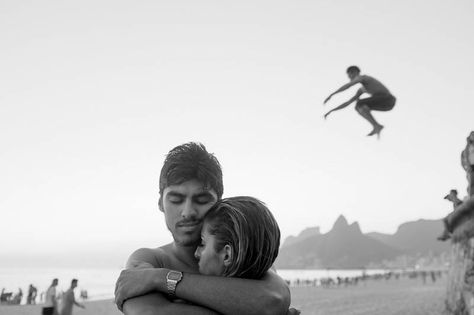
left=367, top=219, right=448, bottom=255
left=275, top=215, right=402, bottom=269
left=275, top=215, right=449, bottom=269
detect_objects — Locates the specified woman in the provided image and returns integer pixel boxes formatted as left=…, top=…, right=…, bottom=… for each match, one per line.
left=194, top=196, right=280, bottom=279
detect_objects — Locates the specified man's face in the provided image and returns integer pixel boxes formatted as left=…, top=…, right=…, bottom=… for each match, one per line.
left=347, top=71, right=358, bottom=80
left=194, top=222, right=226, bottom=276
left=161, top=179, right=218, bottom=247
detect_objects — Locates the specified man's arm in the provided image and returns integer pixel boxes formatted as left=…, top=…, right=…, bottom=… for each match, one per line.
left=324, top=89, right=363, bottom=119
left=122, top=293, right=219, bottom=315
left=116, top=267, right=290, bottom=315
left=174, top=269, right=290, bottom=315
left=118, top=248, right=219, bottom=315
left=324, top=77, right=362, bottom=104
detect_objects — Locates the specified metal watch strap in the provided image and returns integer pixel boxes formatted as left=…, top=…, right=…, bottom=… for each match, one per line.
left=166, top=271, right=182, bottom=298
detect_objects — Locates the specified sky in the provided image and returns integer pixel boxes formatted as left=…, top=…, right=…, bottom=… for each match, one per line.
left=1, top=0, right=474, bottom=264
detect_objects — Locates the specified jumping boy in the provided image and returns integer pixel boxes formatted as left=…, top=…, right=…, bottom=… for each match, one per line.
left=324, top=66, right=396, bottom=138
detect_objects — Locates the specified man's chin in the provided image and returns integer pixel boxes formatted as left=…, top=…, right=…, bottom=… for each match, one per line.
left=174, top=236, right=200, bottom=247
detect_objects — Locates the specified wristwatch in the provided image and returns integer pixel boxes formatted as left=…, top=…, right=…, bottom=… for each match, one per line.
left=166, top=270, right=183, bottom=298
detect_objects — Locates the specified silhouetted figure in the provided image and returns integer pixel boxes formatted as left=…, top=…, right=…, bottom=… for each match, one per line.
left=461, top=131, right=474, bottom=196
left=438, top=189, right=463, bottom=241
left=27, top=284, right=38, bottom=304
left=324, top=66, right=396, bottom=138
left=430, top=271, right=436, bottom=283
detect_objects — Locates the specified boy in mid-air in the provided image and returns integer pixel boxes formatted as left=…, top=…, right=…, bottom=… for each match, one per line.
left=324, top=66, right=396, bottom=138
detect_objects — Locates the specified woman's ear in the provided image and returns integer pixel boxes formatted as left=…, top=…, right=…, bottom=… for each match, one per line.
left=158, top=196, right=164, bottom=212
left=222, top=244, right=233, bottom=268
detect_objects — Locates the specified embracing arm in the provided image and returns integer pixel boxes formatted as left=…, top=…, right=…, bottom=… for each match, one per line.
left=122, top=293, right=219, bottom=315
left=117, top=248, right=219, bottom=315
left=160, top=268, right=290, bottom=315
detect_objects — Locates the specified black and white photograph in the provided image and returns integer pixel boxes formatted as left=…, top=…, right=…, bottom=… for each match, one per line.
left=1, top=1, right=474, bottom=314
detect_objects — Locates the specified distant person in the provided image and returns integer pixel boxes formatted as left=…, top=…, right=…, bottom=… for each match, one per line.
left=42, top=278, right=58, bottom=315
left=59, top=279, right=85, bottom=315
left=438, top=189, right=463, bottom=241
left=461, top=131, right=474, bottom=196
left=324, top=66, right=396, bottom=138
left=113, top=142, right=295, bottom=314
left=116, top=196, right=283, bottom=305
left=27, top=284, right=37, bottom=304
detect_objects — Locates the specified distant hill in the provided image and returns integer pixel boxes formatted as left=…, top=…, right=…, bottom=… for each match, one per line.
left=275, top=215, right=402, bottom=269
left=367, top=219, right=448, bottom=255
left=282, top=226, right=320, bottom=248
left=276, top=215, right=449, bottom=269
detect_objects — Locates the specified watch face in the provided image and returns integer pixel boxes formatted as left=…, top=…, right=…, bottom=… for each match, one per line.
left=168, top=271, right=182, bottom=281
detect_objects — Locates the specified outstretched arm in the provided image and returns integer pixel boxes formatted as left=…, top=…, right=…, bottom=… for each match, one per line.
left=324, top=89, right=363, bottom=119
left=116, top=267, right=291, bottom=315
left=324, top=77, right=362, bottom=104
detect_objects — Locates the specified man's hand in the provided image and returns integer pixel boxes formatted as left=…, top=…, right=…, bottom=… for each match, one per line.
left=115, top=268, right=163, bottom=311
left=323, top=94, right=332, bottom=104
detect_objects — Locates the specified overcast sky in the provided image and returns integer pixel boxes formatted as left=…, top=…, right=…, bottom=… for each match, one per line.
left=1, top=0, right=473, bottom=258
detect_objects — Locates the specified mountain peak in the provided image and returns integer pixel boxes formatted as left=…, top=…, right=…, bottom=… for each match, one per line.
left=332, top=215, right=349, bottom=229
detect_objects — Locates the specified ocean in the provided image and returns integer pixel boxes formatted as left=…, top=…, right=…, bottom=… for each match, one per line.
left=0, top=267, right=387, bottom=304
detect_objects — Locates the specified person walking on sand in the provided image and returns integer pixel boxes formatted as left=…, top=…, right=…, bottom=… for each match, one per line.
left=59, top=279, right=85, bottom=315
left=42, top=279, right=58, bottom=315
left=324, top=66, right=396, bottom=138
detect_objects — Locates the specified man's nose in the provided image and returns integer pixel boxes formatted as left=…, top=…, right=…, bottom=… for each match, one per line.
left=181, top=199, right=197, bottom=219
left=194, top=247, right=201, bottom=260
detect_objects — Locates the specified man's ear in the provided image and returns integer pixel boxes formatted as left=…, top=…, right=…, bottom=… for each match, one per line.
left=222, top=244, right=233, bottom=268
left=158, top=196, right=164, bottom=212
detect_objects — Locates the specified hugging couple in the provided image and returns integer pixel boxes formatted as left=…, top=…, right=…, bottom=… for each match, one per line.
left=115, top=142, right=300, bottom=315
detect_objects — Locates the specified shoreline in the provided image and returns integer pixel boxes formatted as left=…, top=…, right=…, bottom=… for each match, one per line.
left=1, top=276, right=447, bottom=315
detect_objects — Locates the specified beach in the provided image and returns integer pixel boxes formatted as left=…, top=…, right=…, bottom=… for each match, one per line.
left=1, top=276, right=446, bottom=315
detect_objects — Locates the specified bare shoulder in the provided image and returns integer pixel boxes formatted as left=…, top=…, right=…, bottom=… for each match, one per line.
left=126, top=244, right=172, bottom=269
left=358, top=75, right=372, bottom=83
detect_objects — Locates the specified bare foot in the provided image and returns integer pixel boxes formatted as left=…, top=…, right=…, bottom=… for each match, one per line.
left=367, top=125, right=384, bottom=139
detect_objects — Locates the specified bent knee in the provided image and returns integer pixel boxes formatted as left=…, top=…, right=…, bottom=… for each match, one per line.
left=355, top=102, right=368, bottom=112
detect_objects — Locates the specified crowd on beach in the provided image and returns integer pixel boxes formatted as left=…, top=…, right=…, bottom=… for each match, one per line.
left=1, top=279, right=87, bottom=311
left=285, top=269, right=446, bottom=288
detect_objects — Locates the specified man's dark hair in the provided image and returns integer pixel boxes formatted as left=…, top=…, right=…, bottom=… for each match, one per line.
left=71, top=279, right=78, bottom=285
left=346, top=65, right=361, bottom=74
left=158, top=142, right=223, bottom=209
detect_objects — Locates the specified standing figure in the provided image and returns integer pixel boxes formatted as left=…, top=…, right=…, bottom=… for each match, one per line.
left=461, top=131, right=474, bottom=197
left=59, top=279, right=85, bottom=315
left=324, top=66, right=396, bottom=138
left=42, top=279, right=58, bottom=315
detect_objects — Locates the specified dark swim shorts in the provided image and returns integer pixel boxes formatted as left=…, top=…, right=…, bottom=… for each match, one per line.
left=356, top=93, right=396, bottom=111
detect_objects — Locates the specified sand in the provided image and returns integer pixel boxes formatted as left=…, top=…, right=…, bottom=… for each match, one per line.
left=0, top=277, right=446, bottom=315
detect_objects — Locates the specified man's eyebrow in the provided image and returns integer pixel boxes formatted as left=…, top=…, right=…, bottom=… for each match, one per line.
left=193, top=192, right=215, bottom=198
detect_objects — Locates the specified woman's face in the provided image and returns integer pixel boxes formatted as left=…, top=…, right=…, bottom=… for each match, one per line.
left=194, top=222, right=226, bottom=276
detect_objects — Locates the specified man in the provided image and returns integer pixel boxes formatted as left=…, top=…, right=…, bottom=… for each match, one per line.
left=461, top=131, right=474, bottom=197
left=115, top=142, right=297, bottom=315
left=438, top=189, right=463, bottom=241
left=324, top=66, right=396, bottom=138
left=42, top=278, right=58, bottom=315
left=59, top=279, right=85, bottom=315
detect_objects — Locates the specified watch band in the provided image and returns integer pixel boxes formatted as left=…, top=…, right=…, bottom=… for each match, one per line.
left=166, top=270, right=183, bottom=298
